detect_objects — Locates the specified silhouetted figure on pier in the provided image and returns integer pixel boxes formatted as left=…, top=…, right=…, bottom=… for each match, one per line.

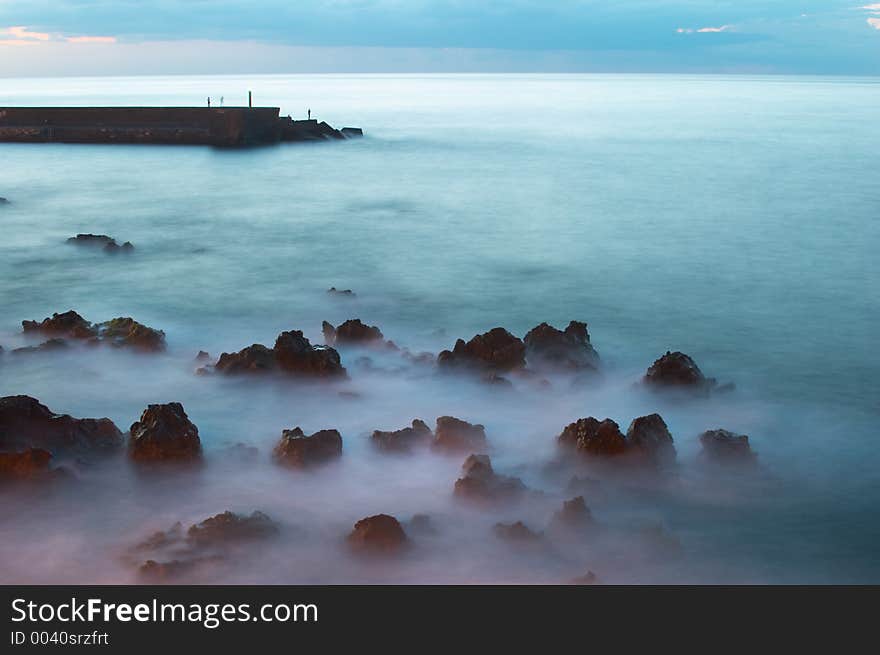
left=308, top=109, right=311, bottom=120
left=207, top=97, right=211, bottom=107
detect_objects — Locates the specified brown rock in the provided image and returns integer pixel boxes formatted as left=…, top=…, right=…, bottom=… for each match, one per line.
left=558, top=417, right=627, bottom=457
left=97, top=317, right=166, bottom=352
left=371, top=419, right=432, bottom=453
left=22, top=310, right=97, bottom=339
left=434, top=416, right=488, bottom=453
left=437, top=327, right=525, bottom=372
left=626, top=413, right=676, bottom=466
left=0, top=448, right=55, bottom=481
left=273, top=427, right=342, bottom=468
left=187, top=511, right=279, bottom=547
left=215, top=343, right=276, bottom=374
left=644, top=351, right=713, bottom=389
left=128, top=402, right=201, bottom=462
left=493, top=521, right=541, bottom=542
left=523, top=321, right=599, bottom=371
left=453, top=454, right=526, bottom=503
left=699, top=429, right=757, bottom=465
left=347, top=514, right=408, bottom=553
left=274, top=330, right=346, bottom=377
left=0, top=395, right=122, bottom=455
left=322, top=319, right=384, bottom=346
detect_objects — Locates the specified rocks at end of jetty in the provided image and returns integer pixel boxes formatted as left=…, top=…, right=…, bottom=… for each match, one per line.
left=433, top=416, right=488, bottom=453
left=67, top=233, right=134, bottom=254
left=699, top=429, right=757, bottom=466
left=438, top=327, right=526, bottom=373
left=0, top=394, right=122, bottom=456
left=347, top=514, right=408, bottom=554
left=371, top=419, right=432, bottom=453
left=454, top=454, right=526, bottom=503
left=273, top=427, right=342, bottom=468
left=215, top=330, right=346, bottom=378
left=128, top=402, right=201, bottom=462
left=322, top=319, right=388, bottom=348
left=558, top=413, right=676, bottom=467
left=644, top=351, right=716, bottom=391
left=524, top=321, right=599, bottom=371
left=22, top=310, right=97, bottom=340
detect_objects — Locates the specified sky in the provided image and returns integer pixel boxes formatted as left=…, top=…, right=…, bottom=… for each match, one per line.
left=0, top=1, right=878, bottom=76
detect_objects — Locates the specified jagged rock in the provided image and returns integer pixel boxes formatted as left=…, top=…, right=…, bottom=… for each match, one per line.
left=327, top=287, right=356, bottom=297
left=273, top=427, right=342, bottom=468
left=97, top=317, right=165, bottom=352
left=699, top=429, right=757, bottom=465
left=523, top=321, right=599, bottom=371
left=625, top=413, right=676, bottom=466
left=0, top=395, right=122, bottom=455
left=134, top=523, right=183, bottom=552
left=454, top=454, right=526, bottom=503
left=493, top=521, right=541, bottom=542
left=22, top=310, right=97, bottom=339
left=322, top=319, right=384, bottom=346
left=644, top=351, right=715, bottom=389
left=195, top=350, right=211, bottom=362
left=434, top=416, right=488, bottom=453
left=214, top=331, right=346, bottom=378
left=0, top=448, right=55, bottom=482
left=371, top=419, right=432, bottom=453
left=341, top=127, right=363, bottom=138
left=548, top=496, right=595, bottom=538
left=11, top=338, right=69, bottom=355
left=274, top=330, right=346, bottom=377
left=558, top=417, right=627, bottom=457
left=187, top=511, right=279, bottom=546
left=128, top=402, right=201, bottom=462
left=67, top=233, right=134, bottom=254
left=437, top=327, right=525, bottom=372
left=347, top=514, right=408, bottom=553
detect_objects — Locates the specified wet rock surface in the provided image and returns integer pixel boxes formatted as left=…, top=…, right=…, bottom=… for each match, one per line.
left=0, top=448, right=60, bottom=483
left=438, top=327, right=526, bottom=373
left=699, top=429, right=757, bottom=465
left=625, top=414, right=676, bottom=466
left=273, top=427, right=342, bottom=468
left=558, top=417, right=628, bottom=457
left=347, top=514, right=408, bottom=554
left=322, top=319, right=385, bottom=346
left=644, top=351, right=715, bottom=390
left=371, top=419, right=432, bottom=453
left=22, top=310, right=97, bottom=340
left=128, top=402, right=201, bottom=462
left=97, top=317, right=166, bottom=352
left=214, top=330, right=346, bottom=378
left=434, top=416, right=488, bottom=453
left=0, top=395, right=122, bottom=455
left=558, top=414, right=677, bottom=466
left=454, top=454, right=526, bottom=503
left=524, top=321, right=599, bottom=371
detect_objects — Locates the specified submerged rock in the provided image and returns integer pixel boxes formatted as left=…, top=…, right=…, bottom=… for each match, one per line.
left=322, top=319, right=384, bottom=346
left=454, top=454, right=526, bottom=503
left=0, top=197, right=8, bottom=205
left=569, top=571, right=599, bottom=585
left=11, top=338, right=69, bottom=355
left=523, top=321, right=599, bottom=371
left=97, top=317, right=166, bottom=352
left=0, top=395, right=122, bottom=455
left=347, top=514, right=408, bottom=554
left=327, top=287, right=356, bottom=297
left=438, top=327, right=525, bottom=373
left=644, top=351, right=715, bottom=390
left=214, top=331, right=346, bottom=378
left=699, top=429, right=757, bottom=465
left=625, top=413, right=676, bottom=466
left=128, top=402, right=201, bottom=462
left=187, top=511, right=279, bottom=546
left=66, top=233, right=133, bottom=254
left=22, top=310, right=97, bottom=340
left=433, top=416, right=488, bottom=453
left=493, top=521, right=541, bottom=542
left=548, top=496, right=596, bottom=538
left=371, top=419, right=432, bottom=453
left=273, top=427, right=342, bottom=468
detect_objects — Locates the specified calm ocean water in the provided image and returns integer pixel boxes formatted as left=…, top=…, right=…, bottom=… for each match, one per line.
left=1, top=74, right=878, bottom=583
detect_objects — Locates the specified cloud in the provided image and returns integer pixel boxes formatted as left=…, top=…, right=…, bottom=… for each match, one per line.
left=676, top=25, right=733, bottom=34
left=868, top=17, right=880, bottom=29
left=65, top=35, right=116, bottom=43
left=860, top=3, right=880, bottom=10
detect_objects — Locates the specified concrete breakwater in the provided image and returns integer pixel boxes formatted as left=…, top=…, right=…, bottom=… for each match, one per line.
left=0, top=107, right=362, bottom=147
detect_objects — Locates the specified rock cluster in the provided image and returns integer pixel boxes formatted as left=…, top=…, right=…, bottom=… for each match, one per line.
left=557, top=413, right=675, bottom=466
left=523, top=321, right=599, bottom=371
left=438, top=327, right=525, bottom=372
left=371, top=419, right=432, bottom=453
left=273, top=427, right=342, bottom=468
left=67, top=233, right=134, bottom=254
left=21, top=310, right=165, bottom=352
left=433, top=416, right=488, bottom=453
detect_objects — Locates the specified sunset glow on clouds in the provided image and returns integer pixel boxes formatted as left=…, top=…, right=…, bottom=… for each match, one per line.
left=862, top=3, right=880, bottom=29
left=0, top=25, right=115, bottom=46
